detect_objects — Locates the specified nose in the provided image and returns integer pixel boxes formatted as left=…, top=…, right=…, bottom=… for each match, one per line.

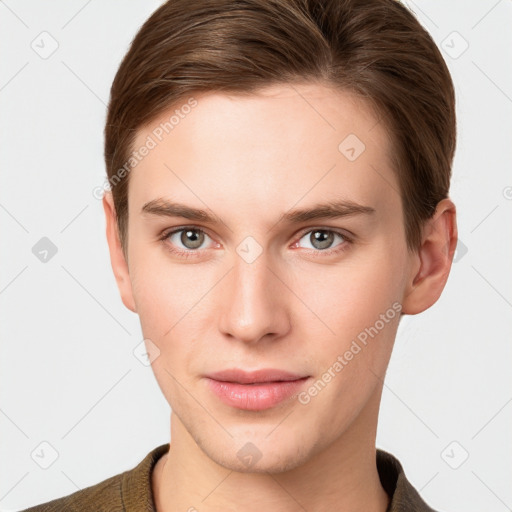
left=218, top=250, right=291, bottom=345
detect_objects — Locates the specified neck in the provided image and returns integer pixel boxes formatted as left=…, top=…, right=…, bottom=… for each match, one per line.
left=153, top=391, right=389, bottom=512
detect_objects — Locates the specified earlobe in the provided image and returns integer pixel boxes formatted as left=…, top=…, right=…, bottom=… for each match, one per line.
left=401, top=198, right=458, bottom=315
left=102, top=192, right=137, bottom=313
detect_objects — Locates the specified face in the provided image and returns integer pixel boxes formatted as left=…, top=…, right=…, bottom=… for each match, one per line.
left=107, top=83, right=420, bottom=473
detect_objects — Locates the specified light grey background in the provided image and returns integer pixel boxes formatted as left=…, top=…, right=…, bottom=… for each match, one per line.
left=1, top=1, right=511, bottom=511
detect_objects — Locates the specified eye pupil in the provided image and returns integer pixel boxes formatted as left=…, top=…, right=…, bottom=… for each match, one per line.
left=311, top=230, right=334, bottom=250
left=181, top=229, right=204, bottom=249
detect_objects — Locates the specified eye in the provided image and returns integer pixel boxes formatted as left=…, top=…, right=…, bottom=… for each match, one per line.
left=158, top=226, right=353, bottom=259
left=159, top=226, right=215, bottom=257
left=295, top=228, right=352, bottom=255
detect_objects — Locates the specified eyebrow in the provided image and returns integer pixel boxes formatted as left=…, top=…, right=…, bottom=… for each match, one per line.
left=141, top=198, right=376, bottom=226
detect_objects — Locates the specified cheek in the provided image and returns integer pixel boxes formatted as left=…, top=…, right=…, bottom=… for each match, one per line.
left=293, top=248, right=404, bottom=384
left=127, top=247, right=217, bottom=368
left=128, top=243, right=195, bottom=330
left=298, top=254, right=402, bottom=331
left=128, top=255, right=201, bottom=404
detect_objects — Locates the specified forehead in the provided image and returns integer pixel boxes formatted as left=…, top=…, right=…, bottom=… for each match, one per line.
left=128, top=82, right=400, bottom=224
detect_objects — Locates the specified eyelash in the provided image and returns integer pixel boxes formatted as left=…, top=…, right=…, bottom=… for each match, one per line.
left=158, top=226, right=354, bottom=259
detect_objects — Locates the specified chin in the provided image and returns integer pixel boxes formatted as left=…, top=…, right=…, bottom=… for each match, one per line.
left=198, top=431, right=315, bottom=475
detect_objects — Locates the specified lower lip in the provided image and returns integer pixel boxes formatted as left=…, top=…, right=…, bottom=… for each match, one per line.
left=205, top=377, right=309, bottom=411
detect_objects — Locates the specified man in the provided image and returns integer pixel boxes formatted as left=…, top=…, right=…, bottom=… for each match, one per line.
left=22, top=0, right=457, bottom=510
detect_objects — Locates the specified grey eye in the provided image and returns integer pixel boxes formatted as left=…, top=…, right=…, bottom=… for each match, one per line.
left=298, top=230, right=344, bottom=251
left=170, top=228, right=208, bottom=250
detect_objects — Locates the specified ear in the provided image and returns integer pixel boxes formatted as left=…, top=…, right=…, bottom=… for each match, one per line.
left=103, top=191, right=137, bottom=313
left=401, top=198, right=458, bottom=315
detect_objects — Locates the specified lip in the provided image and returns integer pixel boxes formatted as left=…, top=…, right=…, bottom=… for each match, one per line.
left=204, top=368, right=310, bottom=411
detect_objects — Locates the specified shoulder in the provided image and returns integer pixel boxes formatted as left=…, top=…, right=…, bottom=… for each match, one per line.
left=18, top=472, right=123, bottom=512
left=18, top=443, right=170, bottom=512
left=377, top=448, right=441, bottom=512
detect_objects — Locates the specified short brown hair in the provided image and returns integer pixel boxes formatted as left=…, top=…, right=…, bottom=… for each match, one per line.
left=104, top=0, right=456, bottom=254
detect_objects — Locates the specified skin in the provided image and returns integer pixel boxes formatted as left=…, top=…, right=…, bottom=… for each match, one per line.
left=103, top=82, right=457, bottom=512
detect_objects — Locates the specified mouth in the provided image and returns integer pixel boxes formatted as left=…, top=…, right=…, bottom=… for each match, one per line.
left=204, top=368, right=310, bottom=411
